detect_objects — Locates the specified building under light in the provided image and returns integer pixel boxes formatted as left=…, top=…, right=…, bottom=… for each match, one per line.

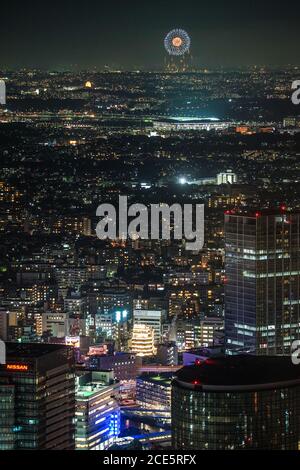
left=153, top=117, right=229, bottom=132
left=133, top=308, right=166, bottom=345
left=0, top=342, right=75, bottom=450
left=216, top=170, right=237, bottom=185
left=75, top=370, right=120, bottom=450
left=195, top=317, right=224, bottom=348
left=131, top=324, right=156, bottom=357
left=136, top=373, right=172, bottom=413
left=172, top=356, right=300, bottom=450
left=225, top=209, right=300, bottom=354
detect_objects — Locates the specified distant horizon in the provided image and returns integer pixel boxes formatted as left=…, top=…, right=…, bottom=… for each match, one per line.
left=1, top=64, right=300, bottom=73
left=1, top=1, right=300, bottom=69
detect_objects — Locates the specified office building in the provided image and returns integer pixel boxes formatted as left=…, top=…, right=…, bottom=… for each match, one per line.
left=100, top=289, right=132, bottom=317
left=225, top=209, right=300, bottom=354
left=133, top=308, right=165, bottom=344
left=0, top=342, right=75, bottom=450
left=136, top=373, right=172, bottom=412
left=55, top=266, right=88, bottom=291
left=75, top=371, right=120, bottom=450
left=131, top=324, right=156, bottom=357
left=87, top=352, right=138, bottom=381
left=42, top=312, right=69, bottom=338
left=195, top=317, right=224, bottom=348
left=172, top=355, right=300, bottom=450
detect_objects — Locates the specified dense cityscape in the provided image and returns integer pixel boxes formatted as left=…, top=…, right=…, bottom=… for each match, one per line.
left=1, top=1, right=300, bottom=457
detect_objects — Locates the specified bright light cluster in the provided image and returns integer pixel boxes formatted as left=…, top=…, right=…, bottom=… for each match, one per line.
left=164, top=29, right=191, bottom=56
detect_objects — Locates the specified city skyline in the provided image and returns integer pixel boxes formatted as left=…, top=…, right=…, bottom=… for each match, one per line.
left=1, top=2, right=300, bottom=455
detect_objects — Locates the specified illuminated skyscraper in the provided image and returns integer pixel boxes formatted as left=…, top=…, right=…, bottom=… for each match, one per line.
left=0, top=343, right=75, bottom=450
left=225, top=209, right=300, bottom=355
left=172, top=356, right=300, bottom=450
left=75, top=371, right=120, bottom=450
left=133, top=308, right=165, bottom=344
left=131, top=324, right=156, bottom=357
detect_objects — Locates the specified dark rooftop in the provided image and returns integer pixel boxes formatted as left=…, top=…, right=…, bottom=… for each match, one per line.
left=174, top=355, right=300, bottom=390
left=5, top=342, right=71, bottom=359
left=138, top=372, right=173, bottom=386
left=224, top=207, right=300, bottom=218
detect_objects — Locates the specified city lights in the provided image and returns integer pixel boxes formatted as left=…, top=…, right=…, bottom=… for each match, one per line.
left=0, top=1, right=300, bottom=457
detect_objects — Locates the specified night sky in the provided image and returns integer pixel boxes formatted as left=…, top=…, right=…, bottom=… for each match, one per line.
left=1, top=0, right=300, bottom=69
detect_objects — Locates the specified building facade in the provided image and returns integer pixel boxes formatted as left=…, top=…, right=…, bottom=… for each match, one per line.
left=172, top=356, right=300, bottom=450
left=75, top=371, right=120, bottom=450
left=0, top=342, right=75, bottom=450
left=131, top=324, right=156, bottom=357
left=133, top=308, right=165, bottom=345
left=225, top=210, right=300, bottom=354
left=136, top=373, right=172, bottom=412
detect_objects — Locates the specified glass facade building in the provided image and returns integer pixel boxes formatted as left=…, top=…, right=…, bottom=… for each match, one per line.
left=225, top=210, right=300, bottom=354
left=0, top=342, right=75, bottom=450
left=75, top=371, right=120, bottom=450
left=0, top=382, right=15, bottom=449
left=172, top=356, right=300, bottom=450
left=136, top=373, right=172, bottom=411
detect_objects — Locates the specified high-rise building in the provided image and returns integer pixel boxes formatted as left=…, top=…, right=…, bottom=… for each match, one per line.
left=95, top=289, right=132, bottom=339
left=100, top=289, right=132, bottom=317
left=133, top=308, right=165, bottom=345
left=131, top=324, right=156, bottom=357
left=75, top=371, right=120, bottom=450
left=55, top=266, right=88, bottom=291
left=172, top=356, right=300, bottom=450
left=194, top=317, right=224, bottom=348
left=0, top=342, right=75, bottom=450
left=225, top=209, right=300, bottom=355
left=0, top=308, right=8, bottom=340
left=42, top=312, right=69, bottom=338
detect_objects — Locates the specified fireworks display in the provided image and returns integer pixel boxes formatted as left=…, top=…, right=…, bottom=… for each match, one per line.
left=164, top=29, right=191, bottom=56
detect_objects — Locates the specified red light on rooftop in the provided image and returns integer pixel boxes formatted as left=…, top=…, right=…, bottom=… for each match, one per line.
left=225, top=210, right=231, bottom=215
left=280, top=205, right=287, bottom=211
left=205, top=359, right=216, bottom=365
left=255, top=212, right=261, bottom=218
left=193, top=380, right=200, bottom=385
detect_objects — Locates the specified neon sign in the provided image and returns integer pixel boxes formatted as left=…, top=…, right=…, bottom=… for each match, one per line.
left=6, top=364, right=29, bottom=371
